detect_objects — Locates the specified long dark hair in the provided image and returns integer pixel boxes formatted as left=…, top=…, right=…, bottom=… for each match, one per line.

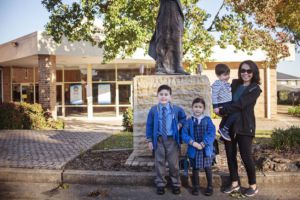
left=238, top=60, right=261, bottom=85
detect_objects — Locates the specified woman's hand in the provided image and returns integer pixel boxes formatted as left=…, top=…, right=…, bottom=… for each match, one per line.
left=214, top=108, right=220, bottom=115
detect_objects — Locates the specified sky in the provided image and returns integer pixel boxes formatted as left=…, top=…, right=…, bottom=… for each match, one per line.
left=0, top=0, right=299, bottom=77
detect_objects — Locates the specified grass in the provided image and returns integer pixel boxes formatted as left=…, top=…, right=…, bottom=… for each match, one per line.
left=92, top=130, right=272, bottom=151
left=92, top=131, right=133, bottom=150
left=256, top=130, right=272, bottom=138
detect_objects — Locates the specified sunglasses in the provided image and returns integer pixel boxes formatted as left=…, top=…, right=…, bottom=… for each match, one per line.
left=240, top=69, right=253, bottom=74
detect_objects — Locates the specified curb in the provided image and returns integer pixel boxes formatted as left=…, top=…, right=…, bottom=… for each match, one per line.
left=62, top=170, right=300, bottom=187
left=1, top=168, right=300, bottom=187
left=0, top=168, right=62, bottom=184
left=63, top=170, right=154, bottom=186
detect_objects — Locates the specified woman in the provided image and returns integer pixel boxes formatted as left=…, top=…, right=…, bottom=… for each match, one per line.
left=215, top=60, right=262, bottom=197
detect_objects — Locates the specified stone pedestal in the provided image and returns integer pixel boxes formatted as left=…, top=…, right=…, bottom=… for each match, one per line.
left=126, top=75, right=212, bottom=166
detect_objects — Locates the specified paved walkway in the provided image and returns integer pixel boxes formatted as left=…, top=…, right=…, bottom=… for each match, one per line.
left=63, top=118, right=123, bottom=131
left=0, top=130, right=110, bottom=169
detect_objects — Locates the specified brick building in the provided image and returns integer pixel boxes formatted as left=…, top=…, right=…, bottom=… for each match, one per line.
left=0, top=31, right=295, bottom=119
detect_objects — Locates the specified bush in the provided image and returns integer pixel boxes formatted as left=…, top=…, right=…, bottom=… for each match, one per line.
left=122, top=108, right=133, bottom=132
left=288, top=106, right=300, bottom=117
left=271, top=126, right=300, bottom=150
left=0, top=102, right=64, bottom=130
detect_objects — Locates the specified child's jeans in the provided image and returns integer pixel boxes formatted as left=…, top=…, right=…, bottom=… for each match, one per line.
left=215, top=102, right=238, bottom=129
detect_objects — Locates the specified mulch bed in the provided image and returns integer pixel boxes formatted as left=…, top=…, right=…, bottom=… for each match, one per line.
left=64, top=150, right=153, bottom=172
left=65, top=144, right=300, bottom=173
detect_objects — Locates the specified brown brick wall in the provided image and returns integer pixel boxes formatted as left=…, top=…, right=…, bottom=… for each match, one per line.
left=2, top=67, right=11, bottom=102
left=38, top=55, right=57, bottom=119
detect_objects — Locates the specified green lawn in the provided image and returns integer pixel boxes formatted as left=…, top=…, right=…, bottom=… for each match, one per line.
left=92, top=130, right=273, bottom=151
left=92, top=131, right=133, bottom=150
left=256, top=130, right=272, bottom=138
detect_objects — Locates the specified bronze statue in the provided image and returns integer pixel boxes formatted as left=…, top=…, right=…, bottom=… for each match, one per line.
left=149, top=0, right=189, bottom=75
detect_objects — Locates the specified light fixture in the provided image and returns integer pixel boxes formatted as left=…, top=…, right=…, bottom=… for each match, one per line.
left=11, top=42, right=18, bottom=47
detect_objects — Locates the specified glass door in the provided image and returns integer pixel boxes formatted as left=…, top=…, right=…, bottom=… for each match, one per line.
left=56, top=84, right=63, bottom=116
left=21, top=84, right=34, bottom=104
left=117, top=83, right=132, bottom=116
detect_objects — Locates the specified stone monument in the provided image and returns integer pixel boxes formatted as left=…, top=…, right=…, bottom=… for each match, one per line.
left=126, top=75, right=211, bottom=166
left=125, top=1, right=212, bottom=167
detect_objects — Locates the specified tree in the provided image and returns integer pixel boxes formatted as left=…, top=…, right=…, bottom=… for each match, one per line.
left=42, top=0, right=298, bottom=71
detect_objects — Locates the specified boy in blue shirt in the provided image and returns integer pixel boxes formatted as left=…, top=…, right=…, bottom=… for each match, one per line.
left=146, top=84, right=186, bottom=195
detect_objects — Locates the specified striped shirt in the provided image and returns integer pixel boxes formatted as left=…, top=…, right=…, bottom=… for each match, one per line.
left=211, top=80, right=232, bottom=107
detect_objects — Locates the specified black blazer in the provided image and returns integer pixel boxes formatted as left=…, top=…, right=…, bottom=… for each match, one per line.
left=219, top=79, right=262, bottom=137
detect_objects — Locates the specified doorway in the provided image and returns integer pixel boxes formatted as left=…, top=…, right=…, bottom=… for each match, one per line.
left=20, top=84, right=34, bottom=103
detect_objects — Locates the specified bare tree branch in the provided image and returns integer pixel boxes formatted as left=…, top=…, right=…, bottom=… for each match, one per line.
left=207, top=0, right=225, bottom=31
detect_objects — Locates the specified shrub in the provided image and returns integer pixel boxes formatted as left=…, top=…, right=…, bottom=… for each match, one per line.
left=271, top=126, right=300, bottom=150
left=122, top=107, right=133, bottom=132
left=0, top=102, right=64, bottom=130
left=288, top=106, right=300, bottom=117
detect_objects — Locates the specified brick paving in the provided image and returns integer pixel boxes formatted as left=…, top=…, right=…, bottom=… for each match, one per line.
left=0, top=130, right=110, bottom=169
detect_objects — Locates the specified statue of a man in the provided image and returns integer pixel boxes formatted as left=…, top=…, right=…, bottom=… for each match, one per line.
left=149, top=0, right=189, bottom=75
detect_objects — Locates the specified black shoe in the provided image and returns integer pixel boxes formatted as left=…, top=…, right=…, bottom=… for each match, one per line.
left=192, top=187, right=199, bottom=196
left=156, top=187, right=165, bottom=195
left=205, top=186, right=213, bottom=196
left=244, top=187, right=258, bottom=197
left=172, top=186, right=181, bottom=195
left=223, top=185, right=240, bottom=194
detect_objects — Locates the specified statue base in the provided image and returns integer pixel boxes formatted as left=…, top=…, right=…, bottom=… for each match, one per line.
left=125, top=75, right=212, bottom=166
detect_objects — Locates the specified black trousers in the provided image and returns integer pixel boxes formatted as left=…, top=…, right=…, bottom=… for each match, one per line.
left=224, top=134, right=256, bottom=185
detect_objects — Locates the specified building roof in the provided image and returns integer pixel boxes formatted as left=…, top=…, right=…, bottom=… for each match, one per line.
left=0, top=31, right=296, bottom=67
left=277, top=72, right=300, bottom=80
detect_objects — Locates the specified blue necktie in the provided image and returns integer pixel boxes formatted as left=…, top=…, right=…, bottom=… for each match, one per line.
left=194, top=118, right=198, bottom=125
left=162, top=107, right=168, bottom=141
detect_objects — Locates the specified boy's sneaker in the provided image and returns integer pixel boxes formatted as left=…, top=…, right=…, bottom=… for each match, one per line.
left=223, top=185, right=240, bottom=194
left=157, top=187, right=165, bottom=195
left=244, top=187, right=258, bottom=197
left=218, top=127, right=231, bottom=141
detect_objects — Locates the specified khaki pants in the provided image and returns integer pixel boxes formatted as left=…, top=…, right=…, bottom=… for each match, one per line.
left=155, top=136, right=180, bottom=187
